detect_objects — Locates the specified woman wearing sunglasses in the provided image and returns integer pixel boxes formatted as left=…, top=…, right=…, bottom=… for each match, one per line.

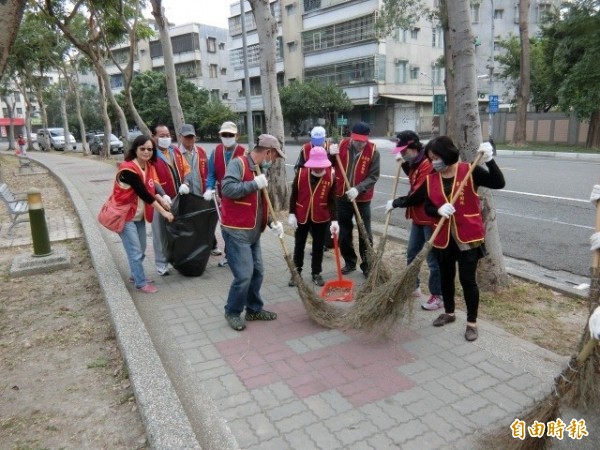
left=113, top=135, right=174, bottom=293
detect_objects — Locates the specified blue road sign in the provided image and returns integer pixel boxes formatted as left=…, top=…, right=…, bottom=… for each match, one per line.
left=489, top=95, right=499, bottom=113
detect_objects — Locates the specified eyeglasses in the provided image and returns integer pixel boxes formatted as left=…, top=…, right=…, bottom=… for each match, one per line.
left=220, top=133, right=235, bottom=138
left=138, top=147, right=154, bottom=152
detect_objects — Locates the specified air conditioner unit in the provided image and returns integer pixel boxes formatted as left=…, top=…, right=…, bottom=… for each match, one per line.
left=394, top=58, right=405, bottom=64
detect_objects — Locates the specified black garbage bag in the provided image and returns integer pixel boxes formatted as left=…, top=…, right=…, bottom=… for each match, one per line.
left=160, top=194, right=218, bottom=277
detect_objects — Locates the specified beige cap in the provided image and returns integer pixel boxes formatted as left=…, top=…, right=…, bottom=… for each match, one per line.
left=256, top=134, right=285, bottom=158
left=219, top=121, right=238, bottom=134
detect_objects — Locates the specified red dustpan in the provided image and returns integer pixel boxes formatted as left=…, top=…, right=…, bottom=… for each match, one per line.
left=320, top=234, right=354, bottom=302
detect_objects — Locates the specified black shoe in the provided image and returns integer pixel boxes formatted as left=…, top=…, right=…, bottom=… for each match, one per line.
left=246, top=310, right=277, bottom=321
left=288, top=276, right=296, bottom=287
left=312, top=274, right=325, bottom=287
left=225, top=314, right=246, bottom=331
left=341, top=265, right=356, bottom=275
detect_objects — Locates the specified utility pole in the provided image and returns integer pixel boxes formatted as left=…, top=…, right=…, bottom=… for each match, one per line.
left=420, top=71, right=435, bottom=138
left=488, top=0, right=496, bottom=152
left=240, top=0, right=254, bottom=147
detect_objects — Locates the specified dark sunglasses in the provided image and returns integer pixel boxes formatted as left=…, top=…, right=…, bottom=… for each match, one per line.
left=138, top=147, right=154, bottom=152
left=220, top=133, right=235, bottom=138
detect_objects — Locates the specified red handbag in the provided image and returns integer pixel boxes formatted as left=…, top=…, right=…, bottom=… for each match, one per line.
left=97, top=195, right=130, bottom=233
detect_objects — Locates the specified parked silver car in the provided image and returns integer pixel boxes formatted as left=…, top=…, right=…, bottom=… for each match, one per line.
left=89, top=133, right=124, bottom=155
left=36, top=128, right=77, bottom=151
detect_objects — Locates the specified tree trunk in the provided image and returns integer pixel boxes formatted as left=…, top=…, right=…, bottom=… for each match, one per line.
left=0, top=0, right=26, bottom=77
left=249, top=0, right=288, bottom=210
left=58, top=73, right=73, bottom=151
left=150, top=1, right=185, bottom=135
left=68, top=71, right=89, bottom=155
left=3, top=95, right=16, bottom=151
left=444, top=0, right=509, bottom=290
left=97, top=74, right=112, bottom=158
left=439, top=0, right=456, bottom=142
left=588, top=111, right=600, bottom=149
left=512, top=0, right=530, bottom=145
left=17, top=83, right=34, bottom=151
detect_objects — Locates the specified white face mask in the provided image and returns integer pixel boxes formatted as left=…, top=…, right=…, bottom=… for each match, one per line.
left=221, top=137, right=236, bottom=148
left=157, top=137, right=171, bottom=149
left=311, top=169, right=326, bottom=177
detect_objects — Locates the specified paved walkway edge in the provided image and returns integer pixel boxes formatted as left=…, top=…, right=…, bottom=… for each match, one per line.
left=34, top=157, right=207, bottom=449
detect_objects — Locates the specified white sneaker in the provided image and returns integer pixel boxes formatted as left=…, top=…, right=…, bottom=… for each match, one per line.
left=156, top=265, right=170, bottom=276
left=211, top=248, right=222, bottom=256
left=421, top=295, right=443, bottom=311
left=218, top=258, right=228, bottom=267
left=412, top=287, right=422, bottom=298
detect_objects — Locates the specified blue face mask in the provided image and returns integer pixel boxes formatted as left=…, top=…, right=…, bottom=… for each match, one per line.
left=403, top=153, right=416, bottom=164
left=260, top=160, right=272, bottom=171
left=432, top=160, right=447, bottom=172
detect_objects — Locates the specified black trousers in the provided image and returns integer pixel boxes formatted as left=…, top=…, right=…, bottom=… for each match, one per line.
left=336, top=199, right=372, bottom=272
left=435, top=237, right=484, bottom=323
left=293, top=220, right=328, bottom=275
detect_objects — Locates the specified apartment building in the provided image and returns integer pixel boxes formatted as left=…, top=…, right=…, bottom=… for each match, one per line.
left=228, top=0, right=561, bottom=137
left=106, top=21, right=232, bottom=106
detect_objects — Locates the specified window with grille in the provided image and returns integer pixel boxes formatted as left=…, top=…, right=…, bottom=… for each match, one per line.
left=432, top=26, right=443, bottom=48
left=209, top=64, right=218, bottom=78
left=230, top=40, right=282, bottom=69
left=410, top=66, right=420, bottom=80
left=301, top=13, right=376, bottom=54
left=207, top=37, right=217, bottom=53
left=395, top=61, right=407, bottom=84
left=304, top=56, right=377, bottom=86
left=494, top=9, right=504, bottom=19
left=304, top=0, right=321, bottom=12
left=537, top=4, right=552, bottom=22
left=175, top=61, right=201, bottom=78
left=410, top=28, right=420, bottom=39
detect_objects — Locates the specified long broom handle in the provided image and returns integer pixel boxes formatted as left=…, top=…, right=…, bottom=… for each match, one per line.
left=381, top=160, right=404, bottom=241
left=593, top=196, right=600, bottom=269
left=334, top=153, right=369, bottom=232
left=427, top=152, right=485, bottom=245
left=255, top=165, right=291, bottom=259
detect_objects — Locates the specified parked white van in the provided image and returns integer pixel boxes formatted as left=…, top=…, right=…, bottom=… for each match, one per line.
left=37, top=128, right=77, bottom=151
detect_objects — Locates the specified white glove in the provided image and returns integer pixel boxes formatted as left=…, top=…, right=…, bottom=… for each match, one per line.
left=288, top=214, right=298, bottom=230
left=591, top=232, right=600, bottom=251
left=203, top=189, right=215, bottom=201
left=590, top=185, right=600, bottom=204
left=385, top=199, right=394, bottom=214
left=330, top=220, right=339, bottom=236
left=162, top=194, right=172, bottom=206
left=437, top=203, right=455, bottom=219
left=478, top=142, right=494, bottom=163
left=589, top=306, right=600, bottom=340
left=329, top=144, right=339, bottom=155
left=270, top=221, right=284, bottom=238
left=178, top=183, right=190, bottom=195
left=395, top=153, right=404, bottom=162
left=346, top=187, right=359, bottom=201
left=254, top=174, right=268, bottom=190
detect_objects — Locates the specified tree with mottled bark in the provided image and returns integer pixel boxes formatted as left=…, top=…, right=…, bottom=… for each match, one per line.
left=512, top=0, right=530, bottom=145
left=248, top=0, right=288, bottom=210
left=149, top=0, right=185, bottom=136
left=0, top=0, right=27, bottom=77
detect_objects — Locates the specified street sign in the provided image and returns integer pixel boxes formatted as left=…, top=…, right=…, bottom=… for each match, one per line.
left=489, top=94, right=499, bottom=113
left=433, top=94, right=446, bottom=115
left=336, top=116, right=348, bottom=126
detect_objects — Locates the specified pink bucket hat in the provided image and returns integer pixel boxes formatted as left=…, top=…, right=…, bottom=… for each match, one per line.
left=304, top=146, right=332, bottom=169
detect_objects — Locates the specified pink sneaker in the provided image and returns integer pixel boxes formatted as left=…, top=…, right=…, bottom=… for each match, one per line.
left=412, top=287, right=423, bottom=298
left=421, top=295, right=443, bottom=311
left=137, top=284, right=158, bottom=294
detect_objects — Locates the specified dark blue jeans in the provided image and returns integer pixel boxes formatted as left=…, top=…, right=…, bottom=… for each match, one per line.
left=336, top=199, right=372, bottom=272
left=222, top=229, right=265, bottom=317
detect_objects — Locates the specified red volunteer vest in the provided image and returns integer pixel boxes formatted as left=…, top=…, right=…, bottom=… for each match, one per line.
left=334, top=138, right=376, bottom=202
left=213, top=144, right=246, bottom=195
left=406, top=159, right=435, bottom=226
left=113, top=160, right=156, bottom=222
left=294, top=167, right=334, bottom=224
left=154, top=146, right=188, bottom=197
left=185, top=145, right=208, bottom=192
left=426, top=162, right=485, bottom=249
left=220, top=156, right=268, bottom=231
left=300, top=141, right=330, bottom=167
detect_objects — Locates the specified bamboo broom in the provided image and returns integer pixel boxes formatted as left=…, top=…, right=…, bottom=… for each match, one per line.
left=255, top=165, right=343, bottom=329
left=341, top=152, right=484, bottom=333
left=481, top=187, right=600, bottom=450
left=357, top=159, right=403, bottom=297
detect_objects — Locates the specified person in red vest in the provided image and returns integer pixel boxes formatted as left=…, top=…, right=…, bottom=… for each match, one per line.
left=386, top=130, right=443, bottom=311
left=113, top=135, right=174, bottom=293
left=220, top=134, right=285, bottom=331
left=288, top=146, right=338, bottom=287
left=389, top=137, right=505, bottom=341
left=178, top=124, right=208, bottom=196
left=203, top=121, right=246, bottom=266
left=328, top=121, right=380, bottom=276
left=17, top=134, right=26, bottom=156
left=152, top=123, right=191, bottom=276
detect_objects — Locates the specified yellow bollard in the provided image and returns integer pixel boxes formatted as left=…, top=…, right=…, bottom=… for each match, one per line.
left=27, top=188, right=53, bottom=256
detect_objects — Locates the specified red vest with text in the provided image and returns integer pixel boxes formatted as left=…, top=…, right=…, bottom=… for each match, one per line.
left=154, top=146, right=187, bottom=197
left=188, top=145, right=209, bottom=192
left=213, top=143, right=246, bottom=194
left=300, top=141, right=330, bottom=168
left=406, top=159, right=435, bottom=226
left=220, top=156, right=268, bottom=231
left=294, top=167, right=334, bottom=224
left=113, top=160, right=156, bottom=222
left=426, top=162, right=485, bottom=249
left=334, top=138, right=376, bottom=202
